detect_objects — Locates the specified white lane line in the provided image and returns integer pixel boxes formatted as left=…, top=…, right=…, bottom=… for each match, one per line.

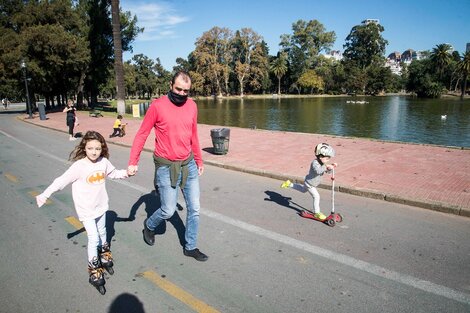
left=5, top=129, right=469, bottom=305
left=203, top=210, right=470, bottom=305
left=1, top=129, right=68, bottom=164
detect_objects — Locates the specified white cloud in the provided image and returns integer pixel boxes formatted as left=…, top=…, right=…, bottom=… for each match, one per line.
left=122, top=1, right=190, bottom=41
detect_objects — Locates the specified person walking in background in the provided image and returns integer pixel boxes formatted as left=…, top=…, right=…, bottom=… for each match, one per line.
left=109, top=114, right=124, bottom=138
left=63, top=99, right=77, bottom=141
left=281, top=143, right=338, bottom=220
left=36, top=131, right=130, bottom=292
left=127, top=71, right=208, bottom=262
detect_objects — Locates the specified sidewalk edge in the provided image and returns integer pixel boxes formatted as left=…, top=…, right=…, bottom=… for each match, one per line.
left=19, top=115, right=470, bottom=218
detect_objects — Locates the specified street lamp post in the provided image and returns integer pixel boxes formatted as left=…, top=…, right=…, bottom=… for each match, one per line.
left=21, top=60, right=32, bottom=119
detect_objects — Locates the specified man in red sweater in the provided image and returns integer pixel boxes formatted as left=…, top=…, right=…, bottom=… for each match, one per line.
left=128, top=71, right=207, bottom=261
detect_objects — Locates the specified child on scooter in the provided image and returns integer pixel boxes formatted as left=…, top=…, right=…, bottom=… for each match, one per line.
left=281, top=143, right=337, bottom=220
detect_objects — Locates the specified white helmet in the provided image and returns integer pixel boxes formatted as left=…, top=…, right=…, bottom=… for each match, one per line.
left=315, top=143, right=335, bottom=157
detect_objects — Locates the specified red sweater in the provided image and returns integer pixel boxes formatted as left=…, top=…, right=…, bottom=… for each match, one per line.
left=128, top=96, right=203, bottom=168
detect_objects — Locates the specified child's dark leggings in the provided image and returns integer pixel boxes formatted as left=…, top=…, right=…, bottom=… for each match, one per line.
left=110, top=128, right=120, bottom=137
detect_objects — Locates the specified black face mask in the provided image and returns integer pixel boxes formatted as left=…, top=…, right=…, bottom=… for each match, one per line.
left=168, top=90, right=188, bottom=106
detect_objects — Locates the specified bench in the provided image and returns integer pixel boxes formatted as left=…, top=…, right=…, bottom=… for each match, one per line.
left=89, top=105, right=117, bottom=117
left=89, top=109, right=103, bottom=117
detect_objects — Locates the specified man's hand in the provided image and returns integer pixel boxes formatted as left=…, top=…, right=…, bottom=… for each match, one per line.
left=198, top=165, right=204, bottom=176
left=128, top=165, right=138, bottom=176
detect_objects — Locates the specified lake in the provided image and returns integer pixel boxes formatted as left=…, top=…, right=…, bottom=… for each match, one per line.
left=194, top=96, right=470, bottom=148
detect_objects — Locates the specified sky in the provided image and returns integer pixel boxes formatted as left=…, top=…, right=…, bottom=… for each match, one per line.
left=120, top=0, right=470, bottom=71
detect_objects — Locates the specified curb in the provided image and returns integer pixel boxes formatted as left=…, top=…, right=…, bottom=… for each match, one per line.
left=19, top=115, right=470, bottom=218
left=205, top=158, right=470, bottom=218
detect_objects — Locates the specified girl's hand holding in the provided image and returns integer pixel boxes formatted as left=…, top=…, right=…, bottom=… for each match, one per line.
left=326, top=163, right=337, bottom=171
left=127, top=165, right=138, bottom=176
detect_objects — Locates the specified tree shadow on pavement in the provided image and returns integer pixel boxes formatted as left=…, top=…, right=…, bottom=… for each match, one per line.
left=264, top=190, right=307, bottom=214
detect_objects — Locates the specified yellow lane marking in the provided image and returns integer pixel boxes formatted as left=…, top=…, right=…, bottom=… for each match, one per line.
left=5, top=173, right=18, bottom=183
left=28, top=191, right=52, bottom=205
left=141, top=271, right=220, bottom=313
left=65, top=216, right=83, bottom=230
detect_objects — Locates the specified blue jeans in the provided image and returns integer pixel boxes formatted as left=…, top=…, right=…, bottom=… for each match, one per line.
left=146, top=159, right=200, bottom=250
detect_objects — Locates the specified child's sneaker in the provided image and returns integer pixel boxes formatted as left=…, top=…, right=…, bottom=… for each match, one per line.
left=280, top=180, right=292, bottom=188
left=314, top=212, right=327, bottom=220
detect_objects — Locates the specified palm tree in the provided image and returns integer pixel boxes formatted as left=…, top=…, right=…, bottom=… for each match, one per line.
left=457, top=51, right=470, bottom=99
left=270, top=52, right=288, bottom=95
left=111, top=0, right=125, bottom=114
left=430, top=44, right=452, bottom=80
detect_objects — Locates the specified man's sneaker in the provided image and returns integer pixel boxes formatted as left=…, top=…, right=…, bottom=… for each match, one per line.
left=314, top=212, right=327, bottom=220
left=142, top=218, right=155, bottom=246
left=183, top=248, right=208, bottom=262
left=280, top=180, right=292, bottom=188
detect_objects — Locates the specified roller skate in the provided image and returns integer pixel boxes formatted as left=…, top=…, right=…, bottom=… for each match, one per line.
left=88, top=256, right=106, bottom=295
left=99, top=243, right=114, bottom=275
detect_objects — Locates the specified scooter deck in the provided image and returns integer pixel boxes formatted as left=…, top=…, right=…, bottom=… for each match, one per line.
left=299, top=210, right=325, bottom=221
left=299, top=211, right=343, bottom=226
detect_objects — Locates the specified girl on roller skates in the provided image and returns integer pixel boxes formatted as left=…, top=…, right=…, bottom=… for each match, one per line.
left=36, top=131, right=131, bottom=294
left=280, top=143, right=337, bottom=220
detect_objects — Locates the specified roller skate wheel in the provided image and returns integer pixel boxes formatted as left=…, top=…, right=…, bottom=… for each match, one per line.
left=98, top=285, right=106, bottom=295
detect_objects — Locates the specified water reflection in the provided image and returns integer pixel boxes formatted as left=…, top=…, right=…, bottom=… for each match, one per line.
left=128, top=96, right=470, bottom=147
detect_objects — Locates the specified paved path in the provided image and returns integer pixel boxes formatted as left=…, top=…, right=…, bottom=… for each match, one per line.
left=20, top=110, right=470, bottom=217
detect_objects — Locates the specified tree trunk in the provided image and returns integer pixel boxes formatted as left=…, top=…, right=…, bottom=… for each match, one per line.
left=76, top=71, right=86, bottom=108
left=277, top=77, right=281, bottom=95
left=111, top=0, right=126, bottom=114
left=461, top=75, right=468, bottom=99
left=239, top=77, right=244, bottom=97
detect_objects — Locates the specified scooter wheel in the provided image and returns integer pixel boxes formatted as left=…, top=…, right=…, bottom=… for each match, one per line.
left=327, top=219, right=336, bottom=227
left=335, top=213, right=343, bottom=223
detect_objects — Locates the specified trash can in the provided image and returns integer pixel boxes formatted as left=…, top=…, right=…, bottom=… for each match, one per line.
left=38, top=102, right=47, bottom=120
left=210, top=128, right=230, bottom=155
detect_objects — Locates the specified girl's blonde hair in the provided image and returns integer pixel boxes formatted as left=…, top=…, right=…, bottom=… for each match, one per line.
left=69, top=131, right=109, bottom=161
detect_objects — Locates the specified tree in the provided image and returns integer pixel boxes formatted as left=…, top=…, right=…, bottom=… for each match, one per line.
left=365, top=64, right=393, bottom=95
left=153, top=58, right=171, bottom=97
left=297, top=69, right=324, bottom=94
left=85, top=0, right=141, bottom=106
left=343, top=22, right=388, bottom=70
left=132, top=54, right=156, bottom=99
left=430, top=43, right=452, bottom=81
left=248, top=40, right=270, bottom=94
left=123, top=61, right=137, bottom=97
left=232, top=28, right=263, bottom=96
left=280, top=19, right=335, bottom=84
left=173, top=57, right=191, bottom=73
left=85, top=0, right=113, bottom=105
left=193, top=27, right=232, bottom=97
left=1, top=0, right=90, bottom=108
left=270, top=52, right=288, bottom=94
left=406, top=58, right=444, bottom=98
left=342, top=21, right=388, bottom=94
left=457, top=51, right=470, bottom=99
left=111, top=0, right=125, bottom=114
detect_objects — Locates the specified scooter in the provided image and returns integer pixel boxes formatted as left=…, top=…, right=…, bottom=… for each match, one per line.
left=299, top=168, right=343, bottom=227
